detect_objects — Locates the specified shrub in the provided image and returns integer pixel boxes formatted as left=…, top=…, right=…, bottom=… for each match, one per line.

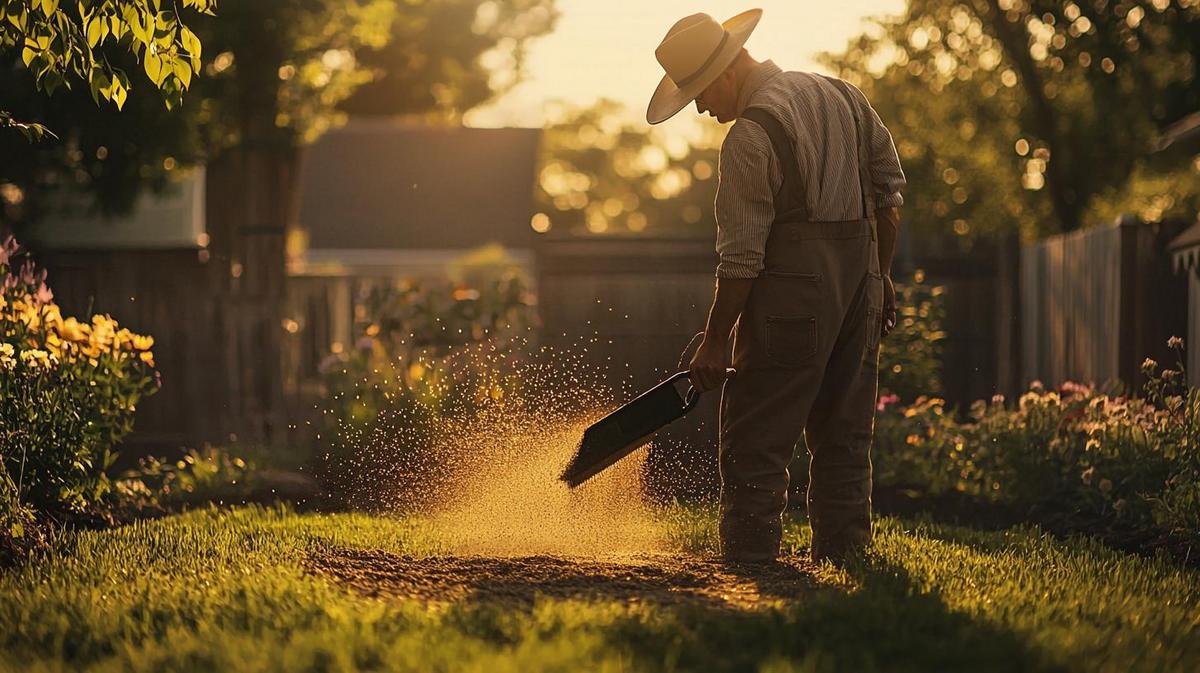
left=112, top=445, right=254, bottom=516
left=874, top=338, right=1199, bottom=554
left=315, top=246, right=538, bottom=503
left=0, top=236, right=159, bottom=528
left=879, top=272, right=946, bottom=402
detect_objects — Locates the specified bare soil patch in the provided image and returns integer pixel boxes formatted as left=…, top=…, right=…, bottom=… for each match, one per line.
left=306, top=547, right=819, bottom=610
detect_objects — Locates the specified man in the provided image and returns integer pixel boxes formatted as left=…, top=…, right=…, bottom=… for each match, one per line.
left=647, top=9, right=905, bottom=563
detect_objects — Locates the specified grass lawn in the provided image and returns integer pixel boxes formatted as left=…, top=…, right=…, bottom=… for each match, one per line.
left=1, top=505, right=1197, bottom=673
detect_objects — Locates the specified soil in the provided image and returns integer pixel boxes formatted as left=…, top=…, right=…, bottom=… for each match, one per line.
left=305, top=546, right=820, bottom=611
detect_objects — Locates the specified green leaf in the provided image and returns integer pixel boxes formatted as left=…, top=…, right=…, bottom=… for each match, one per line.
left=9, top=521, right=23, bottom=539
left=143, top=50, right=163, bottom=85
left=88, top=66, right=110, bottom=103
left=112, top=81, right=128, bottom=110
left=41, top=0, right=57, bottom=17
left=172, top=57, right=191, bottom=89
left=123, top=6, right=147, bottom=43
left=179, top=25, right=200, bottom=60
left=86, top=17, right=103, bottom=48
left=20, top=46, right=34, bottom=66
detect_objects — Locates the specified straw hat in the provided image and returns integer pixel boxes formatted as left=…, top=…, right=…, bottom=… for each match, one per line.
left=646, top=9, right=763, bottom=125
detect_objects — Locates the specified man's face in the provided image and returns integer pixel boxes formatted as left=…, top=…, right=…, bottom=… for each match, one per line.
left=694, top=69, right=738, bottom=123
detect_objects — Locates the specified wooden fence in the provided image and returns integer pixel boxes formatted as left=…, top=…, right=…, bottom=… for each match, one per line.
left=35, top=151, right=291, bottom=455
left=1019, top=216, right=1188, bottom=390
left=535, top=236, right=721, bottom=497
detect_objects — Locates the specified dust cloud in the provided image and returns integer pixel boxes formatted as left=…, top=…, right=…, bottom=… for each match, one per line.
left=325, top=337, right=671, bottom=558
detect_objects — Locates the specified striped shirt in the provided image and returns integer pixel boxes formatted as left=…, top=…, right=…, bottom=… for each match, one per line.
left=715, top=61, right=907, bottom=279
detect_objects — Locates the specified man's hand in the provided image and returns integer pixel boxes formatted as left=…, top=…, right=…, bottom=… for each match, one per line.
left=689, top=336, right=733, bottom=392
left=882, top=274, right=897, bottom=339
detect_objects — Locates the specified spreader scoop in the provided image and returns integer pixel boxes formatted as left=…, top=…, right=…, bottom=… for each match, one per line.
left=560, top=370, right=731, bottom=488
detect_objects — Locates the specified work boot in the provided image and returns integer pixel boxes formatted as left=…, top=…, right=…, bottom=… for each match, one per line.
left=809, top=531, right=870, bottom=565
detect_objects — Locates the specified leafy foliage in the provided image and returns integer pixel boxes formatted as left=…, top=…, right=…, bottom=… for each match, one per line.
left=0, top=0, right=214, bottom=112
left=534, top=99, right=723, bottom=235
left=822, top=0, right=1200, bottom=249
left=875, top=338, right=1199, bottom=554
left=342, top=0, right=558, bottom=120
left=315, top=246, right=536, bottom=503
left=0, top=0, right=558, bottom=226
left=112, top=445, right=254, bottom=516
left=0, top=236, right=159, bottom=524
left=879, top=272, right=946, bottom=402
left=320, top=245, right=535, bottom=425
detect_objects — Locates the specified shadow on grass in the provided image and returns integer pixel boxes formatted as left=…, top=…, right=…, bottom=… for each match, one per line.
left=604, top=552, right=1061, bottom=673
left=307, top=544, right=1059, bottom=673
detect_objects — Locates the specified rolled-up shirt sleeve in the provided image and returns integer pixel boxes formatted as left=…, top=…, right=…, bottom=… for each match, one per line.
left=850, top=84, right=907, bottom=208
left=715, top=120, right=780, bottom=279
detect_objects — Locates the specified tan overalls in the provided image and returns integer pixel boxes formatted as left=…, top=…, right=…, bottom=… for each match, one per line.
left=719, top=78, right=883, bottom=562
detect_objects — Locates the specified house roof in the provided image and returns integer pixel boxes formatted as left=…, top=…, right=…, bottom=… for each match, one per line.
left=297, top=119, right=541, bottom=250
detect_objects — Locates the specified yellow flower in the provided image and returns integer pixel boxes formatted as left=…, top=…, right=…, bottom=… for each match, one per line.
left=139, top=351, right=156, bottom=367
left=116, top=328, right=135, bottom=350
left=44, top=331, right=64, bottom=358
left=59, top=317, right=88, bottom=342
left=0, top=343, right=14, bottom=371
left=131, top=334, right=154, bottom=350
left=41, top=303, right=62, bottom=326
left=19, top=348, right=57, bottom=370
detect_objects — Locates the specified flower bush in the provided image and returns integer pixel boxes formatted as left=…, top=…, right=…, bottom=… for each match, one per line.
left=1, top=236, right=159, bottom=530
left=315, top=247, right=538, bottom=503
left=874, top=338, right=1199, bottom=554
left=879, top=272, right=946, bottom=401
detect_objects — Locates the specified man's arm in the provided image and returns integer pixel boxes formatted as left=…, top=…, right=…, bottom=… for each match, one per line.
left=877, top=206, right=900, bottom=337
left=848, top=82, right=905, bottom=340
left=689, top=119, right=778, bottom=391
left=689, top=278, right=754, bottom=392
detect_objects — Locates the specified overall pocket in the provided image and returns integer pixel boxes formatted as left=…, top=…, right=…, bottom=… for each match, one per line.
left=765, top=315, right=818, bottom=367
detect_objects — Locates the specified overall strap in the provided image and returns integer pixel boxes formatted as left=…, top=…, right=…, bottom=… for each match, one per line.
left=739, top=106, right=808, bottom=222
left=821, top=75, right=876, bottom=240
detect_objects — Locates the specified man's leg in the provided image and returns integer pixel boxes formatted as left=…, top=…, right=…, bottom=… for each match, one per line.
left=718, top=365, right=822, bottom=562
left=805, top=274, right=881, bottom=562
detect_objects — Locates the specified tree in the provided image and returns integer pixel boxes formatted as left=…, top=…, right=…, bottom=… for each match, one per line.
left=822, top=0, right=1200, bottom=245
left=534, top=99, right=723, bottom=236
left=1, top=0, right=559, bottom=223
left=0, top=0, right=214, bottom=139
left=341, top=0, right=557, bottom=120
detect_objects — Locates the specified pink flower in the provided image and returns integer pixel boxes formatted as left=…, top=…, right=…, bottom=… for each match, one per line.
left=1059, top=381, right=1093, bottom=399
left=877, top=393, right=900, bottom=412
left=33, top=282, right=53, bottom=305
left=0, top=236, right=15, bottom=266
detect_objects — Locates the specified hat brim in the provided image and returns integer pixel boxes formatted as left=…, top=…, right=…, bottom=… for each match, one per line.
left=646, top=9, right=763, bottom=125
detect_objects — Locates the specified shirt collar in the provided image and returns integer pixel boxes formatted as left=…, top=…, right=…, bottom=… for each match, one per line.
left=734, top=60, right=783, bottom=117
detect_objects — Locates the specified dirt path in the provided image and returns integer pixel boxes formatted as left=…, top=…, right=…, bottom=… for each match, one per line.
left=305, top=547, right=820, bottom=611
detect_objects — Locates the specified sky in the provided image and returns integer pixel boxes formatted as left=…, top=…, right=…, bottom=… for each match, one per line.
left=465, top=0, right=906, bottom=132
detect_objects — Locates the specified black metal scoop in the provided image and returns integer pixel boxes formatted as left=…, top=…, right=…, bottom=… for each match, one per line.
left=560, top=370, right=728, bottom=488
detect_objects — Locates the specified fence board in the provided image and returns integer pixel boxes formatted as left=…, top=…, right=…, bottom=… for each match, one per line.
left=1019, top=217, right=1187, bottom=390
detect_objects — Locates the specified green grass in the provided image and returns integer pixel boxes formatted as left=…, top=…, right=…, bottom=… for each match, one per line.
left=1, top=505, right=1197, bottom=673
